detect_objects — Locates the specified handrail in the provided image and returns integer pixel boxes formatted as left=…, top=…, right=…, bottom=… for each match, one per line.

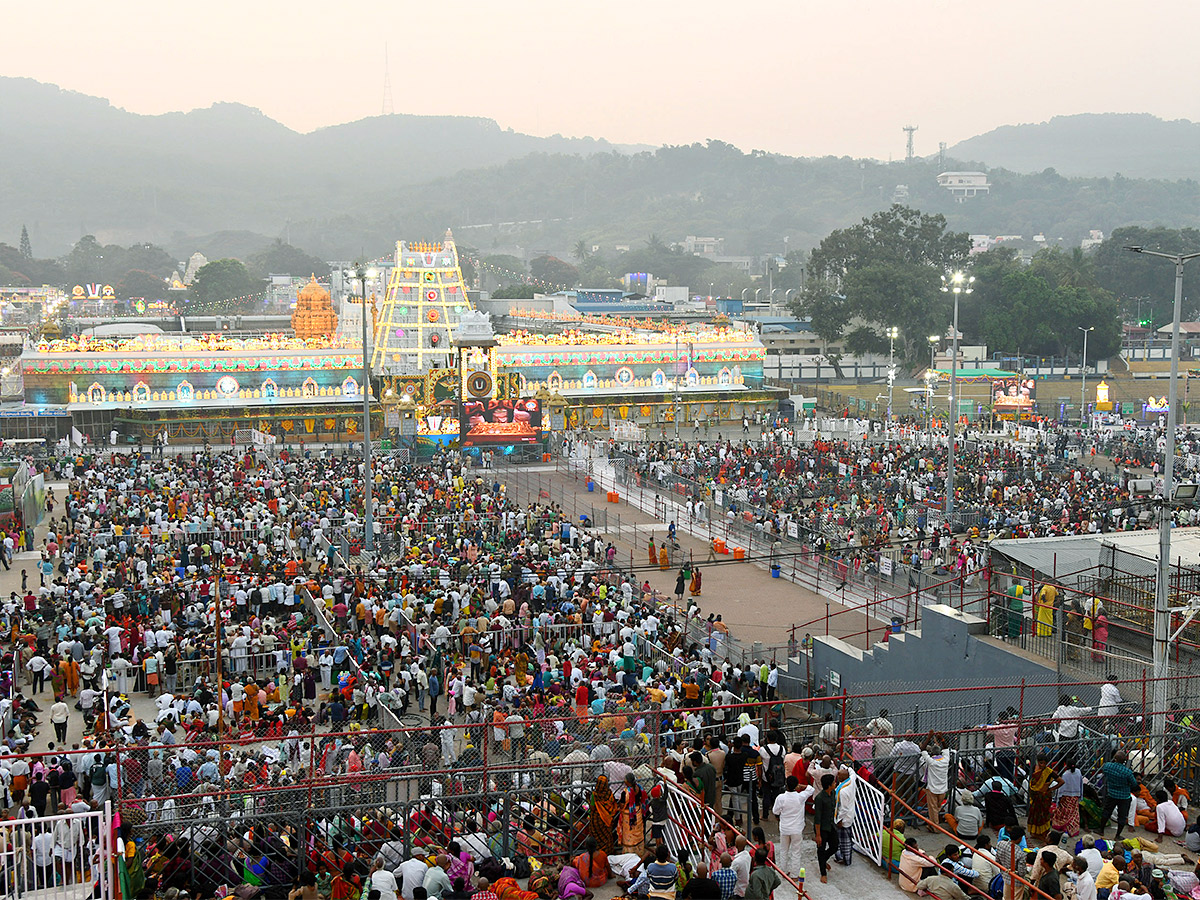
left=882, top=775, right=1060, bottom=900
left=654, top=772, right=811, bottom=899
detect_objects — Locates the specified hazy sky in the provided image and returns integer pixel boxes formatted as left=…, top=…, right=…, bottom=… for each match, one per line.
left=7, top=0, right=1199, bottom=159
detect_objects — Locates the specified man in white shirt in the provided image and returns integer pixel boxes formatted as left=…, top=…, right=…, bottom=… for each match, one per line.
left=1154, top=789, right=1187, bottom=836
left=1071, top=856, right=1098, bottom=900
left=397, top=855, right=428, bottom=900
left=1099, top=678, right=1123, bottom=717
left=772, top=776, right=816, bottom=877
left=369, top=857, right=400, bottom=900
left=730, top=836, right=752, bottom=897
left=1052, top=695, right=1093, bottom=739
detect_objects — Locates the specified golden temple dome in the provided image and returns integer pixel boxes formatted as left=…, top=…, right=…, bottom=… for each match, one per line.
left=292, top=275, right=337, bottom=340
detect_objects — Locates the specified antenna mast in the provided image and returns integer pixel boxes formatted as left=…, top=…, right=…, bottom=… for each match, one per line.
left=903, top=125, right=918, bottom=162
left=382, top=44, right=394, bottom=115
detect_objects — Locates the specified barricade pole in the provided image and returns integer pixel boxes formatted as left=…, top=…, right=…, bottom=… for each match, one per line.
left=1018, top=678, right=1026, bottom=741
left=838, top=689, right=848, bottom=758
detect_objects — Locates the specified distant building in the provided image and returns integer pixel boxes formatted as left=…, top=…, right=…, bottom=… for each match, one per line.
left=936, top=171, right=991, bottom=201
left=713, top=255, right=755, bottom=274
left=891, top=184, right=910, bottom=204
left=622, top=272, right=657, bottom=294
left=1081, top=229, right=1105, bottom=250
left=654, top=286, right=689, bottom=306
left=682, top=236, right=724, bottom=257
left=182, top=252, right=208, bottom=285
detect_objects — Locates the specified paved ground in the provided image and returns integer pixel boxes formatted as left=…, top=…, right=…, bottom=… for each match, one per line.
left=497, top=457, right=878, bottom=655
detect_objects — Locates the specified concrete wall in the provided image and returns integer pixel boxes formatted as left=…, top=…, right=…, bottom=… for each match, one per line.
left=795, top=604, right=1073, bottom=733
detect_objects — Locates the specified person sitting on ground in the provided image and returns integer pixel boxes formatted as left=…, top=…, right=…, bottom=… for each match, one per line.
left=953, top=792, right=982, bottom=839
left=1152, top=789, right=1186, bottom=837
left=898, top=837, right=928, bottom=894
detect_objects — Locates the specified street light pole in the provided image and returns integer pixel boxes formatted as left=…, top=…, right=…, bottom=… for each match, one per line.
left=352, top=263, right=377, bottom=560
left=927, top=335, right=938, bottom=440
left=886, top=326, right=899, bottom=440
left=1079, top=325, right=1094, bottom=427
left=941, top=272, right=974, bottom=516
left=1126, top=245, right=1200, bottom=734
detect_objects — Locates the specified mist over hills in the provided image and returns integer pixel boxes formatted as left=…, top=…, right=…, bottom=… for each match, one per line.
left=2, top=78, right=1199, bottom=263
left=946, top=113, right=1200, bottom=180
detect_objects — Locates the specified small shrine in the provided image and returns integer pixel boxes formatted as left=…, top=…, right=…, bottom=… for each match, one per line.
left=291, top=275, right=337, bottom=340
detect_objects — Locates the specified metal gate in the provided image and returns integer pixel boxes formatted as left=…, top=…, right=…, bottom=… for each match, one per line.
left=0, top=802, right=114, bottom=900
left=850, top=770, right=886, bottom=865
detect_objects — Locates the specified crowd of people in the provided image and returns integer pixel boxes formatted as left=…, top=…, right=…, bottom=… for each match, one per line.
left=619, top=425, right=1196, bottom=551
left=0, top=423, right=1197, bottom=900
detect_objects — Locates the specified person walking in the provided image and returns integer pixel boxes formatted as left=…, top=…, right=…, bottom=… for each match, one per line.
left=813, top=773, right=838, bottom=884
left=50, top=698, right=70, bottom=742
left=772, top=776, right=815, bottom=878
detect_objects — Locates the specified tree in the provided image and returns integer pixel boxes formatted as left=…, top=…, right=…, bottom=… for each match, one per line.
left=977, top=268, right=1122, bottom=359
left=1093, top=226, right=1200, bottom=327
left=491, top=284, right=537, bottom=300
left=189, top=259, right=258, bottom=309
left=572, top=239, right=590, bottom=263
left=774, top=250, right=808, bottom=291
left=246, top=239, right=329, bottom=279
left=530, top=255, right=579, bottom=289
left=116, top=269, right=168, bottom=300
left=0, top=264, right=30, bottom=286
left=19, top=226, right=31, bottom=260
left=791, top=205, right=970, bottom=361
left=61, top=235, right=107, bottom=287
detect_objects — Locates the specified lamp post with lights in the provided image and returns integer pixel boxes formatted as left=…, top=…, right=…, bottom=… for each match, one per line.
left=1125, top=245, right=1200, bottom=733
left=1079, top=325, right=1094, bottom=427
left=346, top=262, right=377, bottom=559
left=940, top=271, right=973, bottom=515
left=886, top=326, right=899, bottom=439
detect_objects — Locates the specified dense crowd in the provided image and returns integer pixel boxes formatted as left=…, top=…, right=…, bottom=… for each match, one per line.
left=1, top=429, right=1199, bottom=900
left=620, top=425, right=1200, bottom=551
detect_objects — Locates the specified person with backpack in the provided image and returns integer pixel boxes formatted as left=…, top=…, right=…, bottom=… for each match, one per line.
left=759, top=731, right=788, bottom=822
left=89, top=753, right=110, bottom=804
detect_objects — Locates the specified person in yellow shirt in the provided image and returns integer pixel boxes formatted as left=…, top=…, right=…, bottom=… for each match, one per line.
left=1094, top=851, right=1120, bottom=894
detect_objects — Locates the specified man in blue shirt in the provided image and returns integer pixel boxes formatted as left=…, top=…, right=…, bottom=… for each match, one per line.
left=711, top=854, right=737, bottom=900
left=1099, top=750, right=1139, bottom=841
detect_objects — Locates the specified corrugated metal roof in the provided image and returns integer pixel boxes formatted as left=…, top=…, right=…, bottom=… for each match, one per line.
left=990, top=533, right=1105, bottom=582
left=991, top=527, right=1200, bottom=583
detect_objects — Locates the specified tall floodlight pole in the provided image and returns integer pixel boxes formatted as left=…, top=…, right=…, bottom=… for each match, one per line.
left=1126, top=245, right=1200, bottom=734
left=940, top=272, right=974, bottom=515
left=886, top=326, right=899, bottom=440
left=927, top=335, right=939, bottom=441
left=350, top=263, right=378, bottom=559
left=1079, top=325, right=1094, bottom=427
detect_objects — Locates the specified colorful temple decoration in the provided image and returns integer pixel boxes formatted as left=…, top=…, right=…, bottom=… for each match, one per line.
left=497, top=329, right=765, bottom=395
left=291, top=276, right=338, bottom=340
left=373, top=229, right=472, bottom=375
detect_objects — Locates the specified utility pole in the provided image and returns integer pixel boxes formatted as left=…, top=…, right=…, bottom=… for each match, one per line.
left=214, top=565, right=223, bottom=736
left=1126, top=245, right=1200, bottom=734
left=886, top=326, right=899, bottom=439
left=941, top=272, right=974, bottom=515
left=1079, top=325, right=1094, bottom=427
left=348, top=263, right=378, bottom=560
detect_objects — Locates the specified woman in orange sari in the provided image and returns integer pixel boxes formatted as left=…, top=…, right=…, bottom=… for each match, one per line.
left=618, top=773, right=647, bottom=855
left=573, top=837, right=611, bottom=888
left=659, top=546, right=669, bottom=570
left=689, top=566, right=702, bottom=597
left=589, top=775, right=620, bottom=854
left=1026, top=754, right=1061, bottom=842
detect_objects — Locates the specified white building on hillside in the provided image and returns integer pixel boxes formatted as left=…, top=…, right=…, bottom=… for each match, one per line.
left=936, top=171, right=991, bottom=201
